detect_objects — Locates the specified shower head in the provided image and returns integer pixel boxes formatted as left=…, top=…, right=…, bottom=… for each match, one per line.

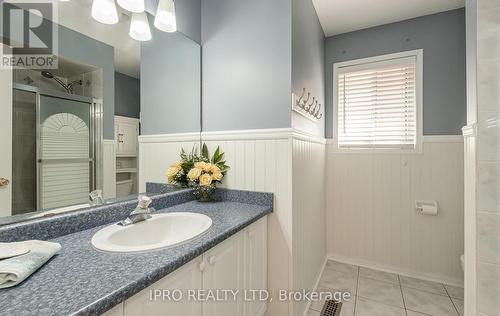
left=41, top=71, right=54, bottom=79
left=40, top=71, right=73, bottom=94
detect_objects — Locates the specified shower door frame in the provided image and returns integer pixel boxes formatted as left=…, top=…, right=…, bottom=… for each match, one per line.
left=12, top=83, right=103, bottom=210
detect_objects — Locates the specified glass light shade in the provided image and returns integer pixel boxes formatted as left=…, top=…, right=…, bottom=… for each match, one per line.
left=91, top=0, right=119, bottom=25
left=129, top=12, right=152, bottom=41
left=154, top=0, right=176, bottom=33
left=117, top=0, right=145, bottom=13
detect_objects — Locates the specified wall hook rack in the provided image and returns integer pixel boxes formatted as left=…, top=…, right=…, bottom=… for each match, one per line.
left=292, top=88, right=323, bottom=121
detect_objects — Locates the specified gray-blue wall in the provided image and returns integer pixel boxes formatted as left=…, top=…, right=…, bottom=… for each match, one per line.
left=141, top=27, right=201, bottom=135
left=292, top=0, right=325, bottom=137
left=57, top=25, right=115, bottom=140
left=201, top=0, right=292, bottom=132
left=324, top=8, right=466, bottom=137
left=115, top=72, right=140, bottom=119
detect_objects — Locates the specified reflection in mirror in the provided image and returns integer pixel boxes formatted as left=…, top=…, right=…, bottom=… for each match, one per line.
left=0, top=0, right=201, bottom=225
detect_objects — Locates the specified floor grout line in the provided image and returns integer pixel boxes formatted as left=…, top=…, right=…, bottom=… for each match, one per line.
left=443, top=285, right=461, bottom=316
left=397, top=275, right=410, bottom=316
left=353, top=266, right=360, bottom=315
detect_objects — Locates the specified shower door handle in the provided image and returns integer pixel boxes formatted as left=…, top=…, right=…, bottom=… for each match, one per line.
left=0, top=178, right=9, bottom=188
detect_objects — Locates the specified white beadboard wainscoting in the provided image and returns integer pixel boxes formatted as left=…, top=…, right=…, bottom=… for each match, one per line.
left=138, top=133, right=200, bottom=192
left=292, top=138, right=327, bottom=316
left=203, top=129, right=327, bottom=316
left=102, top=140, right=116, bottom=199
left=326, top=136, right=465, bottom=286
left=137, top=128, right=328, bottom=316
left=202, top=130, right=294, bottom=316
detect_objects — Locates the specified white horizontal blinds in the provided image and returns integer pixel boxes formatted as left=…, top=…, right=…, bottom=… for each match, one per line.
left=337, top=56, right=417, bottom=149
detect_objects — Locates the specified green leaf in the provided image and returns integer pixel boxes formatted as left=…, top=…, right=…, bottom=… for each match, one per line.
left=212, top=147, right=220, bottom=164
left=201, top=143, right=209, bottom=160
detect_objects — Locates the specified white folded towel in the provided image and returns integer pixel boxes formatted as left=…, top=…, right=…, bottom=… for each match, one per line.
left=0, top=240, right=61, bottom=288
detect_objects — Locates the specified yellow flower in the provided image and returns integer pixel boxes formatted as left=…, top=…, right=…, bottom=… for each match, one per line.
left=212, top=171, right=223, bottom=181
left=171, top=161, right=182, bottom=168
left=165, top=166, right=181, bottom=182
left=210, top=164, right=221, bottom=174
left=194, top=162, right=206, bottom=169
left=199, top=173, right=213, bottom=186
left=187, top=168, right=202, bottom=181
left=195, top=162, right=212, bottom=172
left=202, top=163, right=212, bottom=172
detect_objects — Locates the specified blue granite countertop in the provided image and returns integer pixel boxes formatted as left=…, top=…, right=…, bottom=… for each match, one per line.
left=0, top=198, right=272, bottom=315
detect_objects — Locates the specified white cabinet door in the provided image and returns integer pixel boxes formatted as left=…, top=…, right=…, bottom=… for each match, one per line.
left=124, top=257, right=203, bottom=316
left=202, top=233, right=244, bottom=316
left=119, top=122, right=138, bottom=155
left=115, top=116, right=138, bottom=156
left=243, top=217, right=268, bottom=316
left=114, top=123, right=120, bottom=154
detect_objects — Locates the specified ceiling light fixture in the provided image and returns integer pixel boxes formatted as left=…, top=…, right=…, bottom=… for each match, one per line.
left=91, top=0, right=119, bottom=25
left=117, top=0, right=145, bottom=13
left=154, top=0, right=176, bottom=33
left=129, top=12, right=152, bottom=41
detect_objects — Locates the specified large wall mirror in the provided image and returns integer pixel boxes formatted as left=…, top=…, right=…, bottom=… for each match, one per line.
left=0, top=0, right=201, bottom=225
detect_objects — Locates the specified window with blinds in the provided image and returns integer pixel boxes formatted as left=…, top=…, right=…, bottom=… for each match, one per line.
left=336, top=54, right=420, bottom=150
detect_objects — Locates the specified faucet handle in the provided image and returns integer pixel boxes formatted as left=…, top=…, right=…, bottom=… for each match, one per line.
left=89, top=190, right=104, bottom=206
left=137, top=195, right=152, bottom=209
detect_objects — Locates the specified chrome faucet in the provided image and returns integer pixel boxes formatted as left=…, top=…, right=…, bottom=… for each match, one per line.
left=89, top=190, right=105, bottom=206
left=118, top=195, right=154, bottom=226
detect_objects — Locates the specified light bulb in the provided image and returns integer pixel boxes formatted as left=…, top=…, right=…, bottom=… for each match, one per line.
left=154, top=0, right=176, bottom=33
left=91, top=0, right=119, bottom=25
left=117, top=0, right=145, bottom=13
left=129, top=12, right=152, bottom=41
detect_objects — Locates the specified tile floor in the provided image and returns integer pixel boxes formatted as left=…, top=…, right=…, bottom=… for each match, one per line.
left=306, top=260, right=464, bottom=316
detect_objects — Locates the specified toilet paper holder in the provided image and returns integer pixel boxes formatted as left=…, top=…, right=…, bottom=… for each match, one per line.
left=415, top=200, right=439, bottom=216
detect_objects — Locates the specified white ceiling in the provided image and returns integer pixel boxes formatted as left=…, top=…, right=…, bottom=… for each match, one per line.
left=312, top=0, right=465, bottom=37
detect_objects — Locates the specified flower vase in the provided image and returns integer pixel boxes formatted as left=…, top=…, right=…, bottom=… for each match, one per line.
left=196, top=185, right=216, bottom=202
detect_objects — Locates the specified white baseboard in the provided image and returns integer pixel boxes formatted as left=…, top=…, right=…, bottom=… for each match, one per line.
left=327, top=254, right=464, bottom=288
left=301, top=256, right=328, bottom=316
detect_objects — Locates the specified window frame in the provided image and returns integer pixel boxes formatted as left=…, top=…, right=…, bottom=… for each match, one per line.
left=332, top=49, right=424, bottom=154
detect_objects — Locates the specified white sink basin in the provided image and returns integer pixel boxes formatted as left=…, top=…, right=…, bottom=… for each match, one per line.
left=91, top=212, right=212, bottom=253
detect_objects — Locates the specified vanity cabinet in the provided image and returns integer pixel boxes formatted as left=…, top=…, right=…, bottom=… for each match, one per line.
left=202, top=232, right=244, bottom=316
left=102, top=217, right=267, bottom=316
left=243, top=217, right=268, bottom=316
left=124, top=258, right=203, bottom=316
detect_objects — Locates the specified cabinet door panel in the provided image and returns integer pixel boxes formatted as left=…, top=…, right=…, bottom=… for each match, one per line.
left=202, top=234, right=244, bottom=316
left=124, top=257, right=202, bottom=316
left=119, top=122, right=138, bottom=155
left=244, top=217, right=268, bottom=316
left=114, top=123, right=120, bottom=153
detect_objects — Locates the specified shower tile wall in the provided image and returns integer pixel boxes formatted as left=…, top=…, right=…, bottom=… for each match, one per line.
left=13, top=68, right=103, bottom=99
left=68, top=69, right=103, bottom=99
left=476, top=0, right=500, bottom=315
left=14, top=68, right=68, bottom=93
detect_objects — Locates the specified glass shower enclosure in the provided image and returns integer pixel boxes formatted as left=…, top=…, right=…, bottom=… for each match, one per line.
left=11, top=83, right=102, bottom=214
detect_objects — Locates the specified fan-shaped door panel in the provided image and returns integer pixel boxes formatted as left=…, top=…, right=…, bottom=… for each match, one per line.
left=39, top=95, right=92, bottom=209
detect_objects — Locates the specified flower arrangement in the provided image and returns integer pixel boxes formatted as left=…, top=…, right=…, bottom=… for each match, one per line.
left=166, top=144, right=229, bottom=201
left=165, top=146, right=200, bottom=188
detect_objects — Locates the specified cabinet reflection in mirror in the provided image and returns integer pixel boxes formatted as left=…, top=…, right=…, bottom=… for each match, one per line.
left=0, top=0, right=201, bottom=225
